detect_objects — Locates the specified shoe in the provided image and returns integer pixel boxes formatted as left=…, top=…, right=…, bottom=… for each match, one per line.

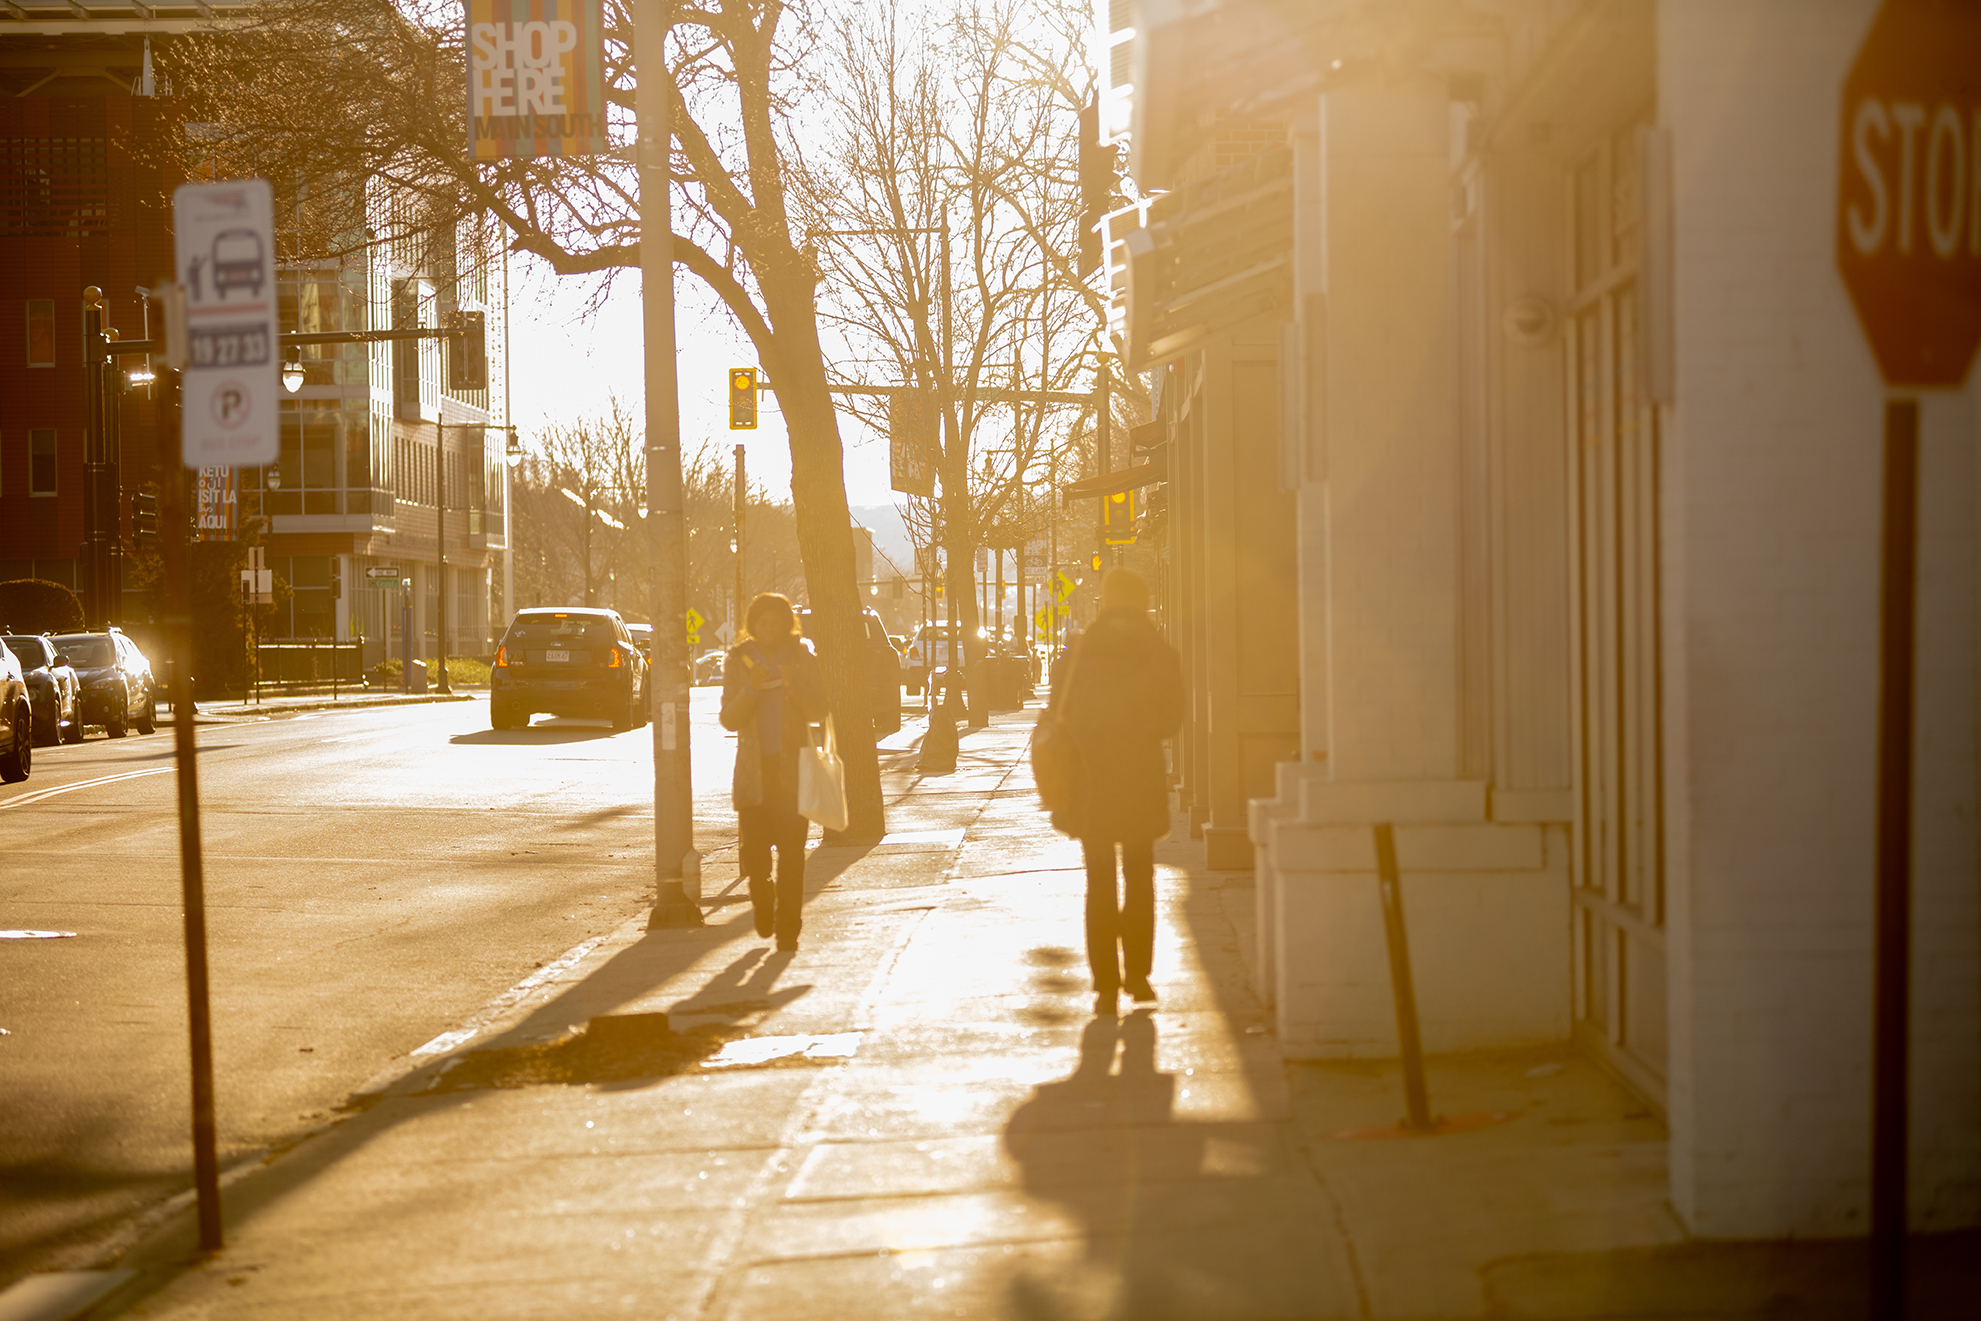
left=776, top=939, right=798, bottom=953
left=1093, top=990, right=1118, bottom=1017
left=749, top=885, right=774, bottom=938
left=1125, top=976, right=1157, bottom=1004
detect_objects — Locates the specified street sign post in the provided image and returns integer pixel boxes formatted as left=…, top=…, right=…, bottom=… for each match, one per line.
left=1834, top=6, right=1981, bottom=1315
left=365, top=566, right=404, bottom=587
left=172, top=180, right=279, bottom=468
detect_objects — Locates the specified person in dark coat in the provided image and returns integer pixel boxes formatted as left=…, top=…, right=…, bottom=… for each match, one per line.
left=720, top=593, right=829, bottom=951
left=1046, top=569, right=1184, bottom=1016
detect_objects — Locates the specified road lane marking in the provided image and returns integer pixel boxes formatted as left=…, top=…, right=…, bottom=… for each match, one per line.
left=0, top=930, right=77, bottom=939
left=0, top=767, right=171, bottom=812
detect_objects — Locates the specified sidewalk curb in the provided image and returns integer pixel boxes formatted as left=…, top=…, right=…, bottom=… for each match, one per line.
left=186, top=692, right=480, bottom=723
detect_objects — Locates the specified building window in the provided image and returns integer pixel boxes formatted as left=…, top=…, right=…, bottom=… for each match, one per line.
left=26, top=299, right=54, bottom=366
left=268, top=401, right=370, bottom=516
left=29, top=429, right=57, bottom=494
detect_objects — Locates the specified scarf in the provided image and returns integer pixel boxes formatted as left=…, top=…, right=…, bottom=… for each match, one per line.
left=743, top=639, right=788, bottom=755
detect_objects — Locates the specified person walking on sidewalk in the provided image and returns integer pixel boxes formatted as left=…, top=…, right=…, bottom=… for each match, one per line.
left=1046, top=569, right=1184, bottom=1016
left=721, top=592, right=829, bottom=951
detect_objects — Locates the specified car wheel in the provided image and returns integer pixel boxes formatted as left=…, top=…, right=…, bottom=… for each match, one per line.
left=106, top=698, right=128, bottom=738
left=611, top=697, right=633, bottom=732
left=32, top=706, right=57, bottom=747
left=491, top=698, right=514, bottom=730
left=135, top=690, right=157, bottom=735
left=1, top=705, right=31, bottom=783
left=61, top=714, right=84, bottom=744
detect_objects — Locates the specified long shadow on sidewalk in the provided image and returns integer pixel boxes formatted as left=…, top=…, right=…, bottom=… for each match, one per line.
left=106, top=840, right=881, bottom=1313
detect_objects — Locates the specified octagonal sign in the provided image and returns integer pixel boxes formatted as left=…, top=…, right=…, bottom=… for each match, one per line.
left=1837, top=0, right=1981, bottom=387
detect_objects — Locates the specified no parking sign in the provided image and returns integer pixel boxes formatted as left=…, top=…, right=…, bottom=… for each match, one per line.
left=172, top=179, right=279, bottom=467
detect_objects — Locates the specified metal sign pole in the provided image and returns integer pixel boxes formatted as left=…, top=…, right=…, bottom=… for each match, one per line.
left=1870, top=398, right=1918, bottom=1320
left=158, top=366, right=224, bottom=1252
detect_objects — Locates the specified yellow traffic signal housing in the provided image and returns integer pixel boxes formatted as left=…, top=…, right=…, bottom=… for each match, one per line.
left=729, top=367, right=758, bottom=429
left=1101, top=488, right=1137, bottom=545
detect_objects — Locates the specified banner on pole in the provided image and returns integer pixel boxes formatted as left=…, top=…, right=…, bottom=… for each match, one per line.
left=888, top=388, right=936, bottom=496
left=465, top=0, right=608, bottom=161
left=195, top=468, right=238, bottom=541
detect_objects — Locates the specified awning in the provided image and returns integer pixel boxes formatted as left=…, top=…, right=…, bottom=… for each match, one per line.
left=1062, top=449, right=1167, bottom=500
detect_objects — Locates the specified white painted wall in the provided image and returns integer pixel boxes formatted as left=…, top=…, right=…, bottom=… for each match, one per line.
left=1662, top=0, right=1981, bottom=1237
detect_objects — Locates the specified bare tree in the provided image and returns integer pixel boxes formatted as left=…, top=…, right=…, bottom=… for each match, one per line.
left=166, top=0, right=891, bottom=837
left=795, top=0, right=1145, bottom=694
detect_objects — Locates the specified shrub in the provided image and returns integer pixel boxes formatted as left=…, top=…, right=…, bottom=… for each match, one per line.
left=0, top=579, right=84, bottom=634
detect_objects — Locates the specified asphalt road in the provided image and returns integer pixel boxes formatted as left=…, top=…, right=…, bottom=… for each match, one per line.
left=0, top=688, right=751, bottom=1286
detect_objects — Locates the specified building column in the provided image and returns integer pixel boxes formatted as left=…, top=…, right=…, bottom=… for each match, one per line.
left=1251, top=75, right=1568, bottom=1058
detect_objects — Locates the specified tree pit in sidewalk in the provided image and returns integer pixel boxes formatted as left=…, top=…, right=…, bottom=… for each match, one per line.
left=418, top=1014, right=730, bottom=1092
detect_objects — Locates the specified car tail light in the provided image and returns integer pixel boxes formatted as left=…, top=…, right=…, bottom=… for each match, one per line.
left=494, top=646, right=508, bottom=667
left=606, top=647, right=622, bottom=669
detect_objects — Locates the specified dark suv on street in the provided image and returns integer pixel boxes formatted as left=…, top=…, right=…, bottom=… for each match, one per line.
left=2, top=634, right=81, bottom=745
left=795, top=606, right=902, bottom=736
left=491, top=607, right=649, bottom=731
left=48, top=630, right=157, bottom=738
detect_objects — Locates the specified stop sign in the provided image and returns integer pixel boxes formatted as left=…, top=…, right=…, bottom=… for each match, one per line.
left=1837, top=0, right=1981, bottom=387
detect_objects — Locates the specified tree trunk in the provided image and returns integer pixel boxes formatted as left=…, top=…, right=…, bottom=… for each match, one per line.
left=758, top=274, right=886, bottom=842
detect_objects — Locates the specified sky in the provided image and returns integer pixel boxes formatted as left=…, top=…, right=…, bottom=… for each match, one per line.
left=502, top=252, right=904, bottom=512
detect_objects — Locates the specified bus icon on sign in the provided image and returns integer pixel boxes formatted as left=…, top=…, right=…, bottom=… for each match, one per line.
left=211, top=229, right=265, bottom=297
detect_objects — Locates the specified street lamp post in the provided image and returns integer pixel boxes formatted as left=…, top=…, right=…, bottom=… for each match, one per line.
left=435, top=423, right=451, bottom=695
left=638, top=0, right=701, bottom=927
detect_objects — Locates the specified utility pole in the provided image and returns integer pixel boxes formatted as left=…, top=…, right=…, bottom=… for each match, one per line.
left=639, top=0, right=700, bottom=927
left=733, top=442, right=746, bottom=638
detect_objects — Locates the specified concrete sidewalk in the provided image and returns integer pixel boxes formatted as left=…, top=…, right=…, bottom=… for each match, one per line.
left=50, top=703, right=1980, bottom=1320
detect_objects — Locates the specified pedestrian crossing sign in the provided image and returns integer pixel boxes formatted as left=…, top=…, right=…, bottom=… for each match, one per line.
left=685, top=606, right=706, bottom=645
left=1049, top=570, right=1076, bottom=604
left=1034, top=606, right=1054, bottom=641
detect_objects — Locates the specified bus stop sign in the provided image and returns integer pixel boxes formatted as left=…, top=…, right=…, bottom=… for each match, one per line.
left=1837, top=0, right=1981, bottom=386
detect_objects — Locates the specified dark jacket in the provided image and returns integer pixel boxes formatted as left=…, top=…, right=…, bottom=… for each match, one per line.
left=719, top=636, right=829, bottom=809
left=1047, top=607, right=1184, bottom=842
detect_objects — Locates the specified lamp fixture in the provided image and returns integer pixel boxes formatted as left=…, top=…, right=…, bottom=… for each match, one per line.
left=505, top=432, right=524, bottom=469
left=266, top=464, right=283, bottom=491
left=281, top=355, right=306, bottom=393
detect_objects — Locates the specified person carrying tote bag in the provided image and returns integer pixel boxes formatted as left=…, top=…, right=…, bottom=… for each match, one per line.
left=1043, top=570, right=1184, bottom=1017
left=719, top=593, right=829, bottom=951
left=797, top=715, right=849, bottom=833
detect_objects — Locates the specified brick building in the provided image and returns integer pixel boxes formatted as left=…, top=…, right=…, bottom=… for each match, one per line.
left=1107, top=0, right=1979, bottom=1240
left=1, top=2, right=512, bottom=669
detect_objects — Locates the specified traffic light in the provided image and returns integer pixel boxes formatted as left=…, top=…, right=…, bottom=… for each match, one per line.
left=1090, top=552, right=1104, bottom=572
left=1101, top=488, right=1137, bottom=545
left=132, top=489, right=158, bottom=551
left=446, top=310, right=488, bottom=391
left=729, top=367, right=758, bottom=429
left=1078, top=98, right=1119, bottom=279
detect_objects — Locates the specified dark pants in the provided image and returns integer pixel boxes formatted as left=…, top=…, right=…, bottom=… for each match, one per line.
left=740, top=755, right=807, bottom=944
left=1080, top=838, right=1155, bottom=994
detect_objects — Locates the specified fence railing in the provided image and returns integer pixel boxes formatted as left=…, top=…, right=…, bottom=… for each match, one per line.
left=252, top=639, right=365, bottom=697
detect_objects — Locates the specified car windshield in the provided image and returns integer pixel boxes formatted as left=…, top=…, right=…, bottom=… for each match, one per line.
left=1, top=637, right=51, bottom=669
left=508, top=616, right=616, bottom=647
left=52, top=636, right=114, bottom=668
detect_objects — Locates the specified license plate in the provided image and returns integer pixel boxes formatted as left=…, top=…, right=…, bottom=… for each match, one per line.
left=546, top=649, right=570, bottom=663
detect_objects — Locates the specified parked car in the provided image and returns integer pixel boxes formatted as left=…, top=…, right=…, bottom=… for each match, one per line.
left=48, top=629, right=157, bottom=738
left=490, top=607, right=649, bottom=731
left=625, top=622, right=654, bottom=662
left=0, top=639, right=31, bottom=782
left=2, top=634, right=81, bottom=745
left=693, top=650, right=725, bottom=686
left=905, top=622, right=959, bottom=697
left=794, top=606, right=902, bottom=736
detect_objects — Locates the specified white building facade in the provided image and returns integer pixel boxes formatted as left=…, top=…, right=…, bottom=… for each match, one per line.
left=1111, top=0, right=1980, bottom=1240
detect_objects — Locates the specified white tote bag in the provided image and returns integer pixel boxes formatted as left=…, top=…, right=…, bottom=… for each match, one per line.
left=796, top=716, right=849, bottom=832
